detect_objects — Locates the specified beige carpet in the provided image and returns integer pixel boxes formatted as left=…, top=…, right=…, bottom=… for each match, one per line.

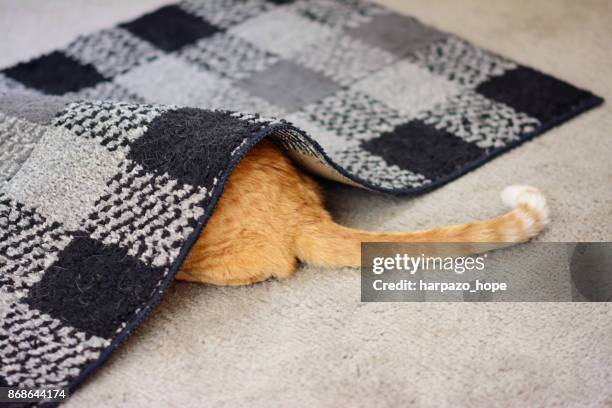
left=1, top=1, right=611, bottom=406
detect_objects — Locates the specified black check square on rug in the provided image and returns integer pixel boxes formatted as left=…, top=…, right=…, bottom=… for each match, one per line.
left=0, top=0, right=603, bottom=404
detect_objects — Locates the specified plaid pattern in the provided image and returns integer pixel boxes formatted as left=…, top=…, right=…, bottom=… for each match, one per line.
left=0, top=97, right=292, bottom=397
left=0, top=0, right=601, bottom=192
left=0, top=0, right=602, bottom=403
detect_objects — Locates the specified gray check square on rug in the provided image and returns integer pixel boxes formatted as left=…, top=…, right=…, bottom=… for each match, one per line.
left=0, top=0, right=602, bottom=404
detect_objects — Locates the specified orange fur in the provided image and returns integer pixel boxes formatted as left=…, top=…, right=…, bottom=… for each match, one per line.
left=177, top=140, right=549, bottom=285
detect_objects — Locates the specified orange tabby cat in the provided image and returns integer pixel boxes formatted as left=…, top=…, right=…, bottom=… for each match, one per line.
left=177, top=139, right=549, bottom=285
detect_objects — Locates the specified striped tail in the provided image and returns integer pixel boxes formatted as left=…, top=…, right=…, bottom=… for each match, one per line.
left=297, top=185, right=550, bottom=267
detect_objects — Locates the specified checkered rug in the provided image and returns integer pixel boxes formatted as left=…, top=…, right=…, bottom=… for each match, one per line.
left=0, top=0, right=602, bottom=403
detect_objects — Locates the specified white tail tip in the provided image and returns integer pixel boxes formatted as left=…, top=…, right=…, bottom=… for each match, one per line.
left=501, top=185, right=550, bottom=228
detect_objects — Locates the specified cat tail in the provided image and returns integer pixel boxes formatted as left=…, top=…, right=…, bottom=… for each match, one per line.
left=296, top=185, right=549, bottom=268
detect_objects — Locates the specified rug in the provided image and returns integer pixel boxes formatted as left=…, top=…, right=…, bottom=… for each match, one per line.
left=0, top=0, right=602, bottom=405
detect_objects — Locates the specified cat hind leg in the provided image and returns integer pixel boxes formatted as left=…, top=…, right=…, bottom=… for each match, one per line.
left=178, top=242, right=297, bottom=286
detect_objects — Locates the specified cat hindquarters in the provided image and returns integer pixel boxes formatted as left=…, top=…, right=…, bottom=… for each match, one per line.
left=177, top=185, right=550, bottom=285
left=174, top=138, right=550, bottom=285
